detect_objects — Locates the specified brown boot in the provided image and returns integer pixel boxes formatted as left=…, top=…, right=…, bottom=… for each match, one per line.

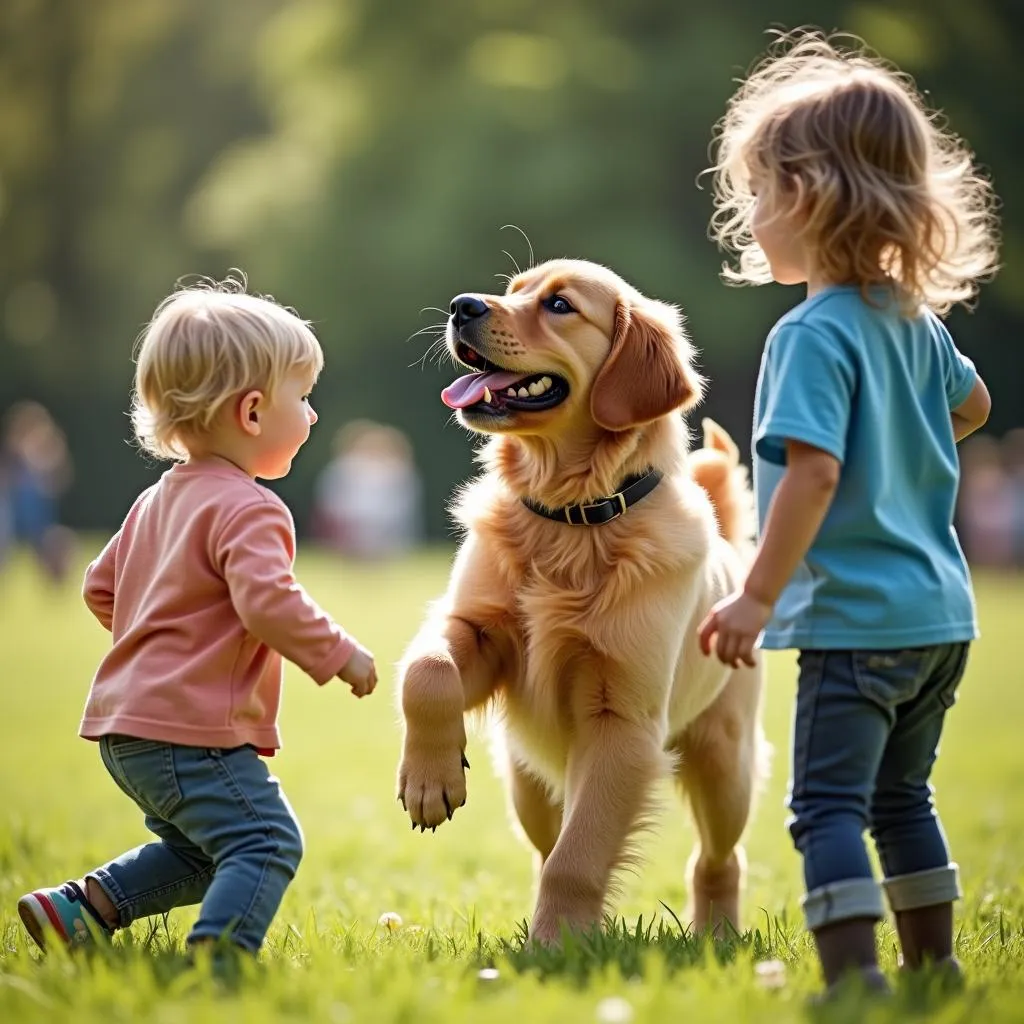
left=812, top=917, right=891, bottom=996
left=895, top=902, right=964, bottom=984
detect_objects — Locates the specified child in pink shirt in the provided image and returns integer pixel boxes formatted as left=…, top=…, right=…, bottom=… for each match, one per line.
left=18, top=277, right=377, bottom=957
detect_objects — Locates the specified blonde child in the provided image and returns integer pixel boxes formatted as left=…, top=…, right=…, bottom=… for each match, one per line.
left=698, top=30, right=998, bottom=995
left=18, top=277, right=378, bottom=956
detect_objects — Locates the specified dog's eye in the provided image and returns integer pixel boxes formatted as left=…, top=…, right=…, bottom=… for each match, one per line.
left=542, top=294, right=576, bottom=315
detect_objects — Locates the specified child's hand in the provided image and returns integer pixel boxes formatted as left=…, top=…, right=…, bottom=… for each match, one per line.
left=338, top=642, right=378, bottom=698
left=697, top=589, right=772, bottom=668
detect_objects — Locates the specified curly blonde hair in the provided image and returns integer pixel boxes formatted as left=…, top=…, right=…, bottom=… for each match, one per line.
left=131, top=274, right=323, bottom=461
left=708, top=29, right=1000, bottom=314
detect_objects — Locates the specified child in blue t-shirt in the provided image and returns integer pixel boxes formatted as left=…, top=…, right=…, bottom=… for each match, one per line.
left=699, top=29, right=998, bottom=996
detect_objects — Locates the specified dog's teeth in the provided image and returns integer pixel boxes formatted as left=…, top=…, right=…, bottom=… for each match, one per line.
left=483, top=387, right=492, bottom=404
left=517, top=387, right=530, bottom=398
left=528, top=381, right=543, bottom=396
left=541, top=376, right=553, bottom=389
left=506, top=388, right=516, bottom=397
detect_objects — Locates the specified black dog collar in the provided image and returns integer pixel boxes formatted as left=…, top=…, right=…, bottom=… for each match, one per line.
left=521, top=470, right=663, bottom=526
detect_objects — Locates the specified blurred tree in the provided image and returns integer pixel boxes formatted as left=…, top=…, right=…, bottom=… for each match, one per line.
left=0, top=0, right=279, bottom=522
left=0, top=0, right=1020, bottom=537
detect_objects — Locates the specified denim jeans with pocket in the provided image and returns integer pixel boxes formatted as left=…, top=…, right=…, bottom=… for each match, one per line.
left=89, top=736, right=303, bottom=952
left=786, top=643, right=968, bottom=931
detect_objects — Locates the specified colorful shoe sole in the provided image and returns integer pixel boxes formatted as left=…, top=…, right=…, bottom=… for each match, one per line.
left=18, top=891, right=70, bottom=950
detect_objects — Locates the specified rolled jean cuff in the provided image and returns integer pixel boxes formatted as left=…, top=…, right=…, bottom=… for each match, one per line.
left=802, top=877, right=886, bottom=930
left=87, top=869, right=131, bottom=929
left=883, top=863, right=961, bottom=912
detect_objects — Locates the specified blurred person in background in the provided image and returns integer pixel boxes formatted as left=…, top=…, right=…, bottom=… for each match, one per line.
left=0, top=400, right=75, bottom=583
left=312, top=420, right=423, bottom=560
left=1001, top=428, right=1024, bottom=567
left=956, top=434, right=1014, bottom=569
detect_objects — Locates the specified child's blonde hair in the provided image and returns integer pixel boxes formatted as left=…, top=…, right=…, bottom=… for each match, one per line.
left=131, top=274, right=323, bottom=461
left=709, top=29, right=1000, bottom=314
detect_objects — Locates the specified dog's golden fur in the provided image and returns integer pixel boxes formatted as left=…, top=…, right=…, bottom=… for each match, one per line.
left=397, top=259, right=768, bottom=943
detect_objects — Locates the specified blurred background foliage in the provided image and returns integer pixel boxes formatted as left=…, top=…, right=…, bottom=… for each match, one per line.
left=1, top=0, right=1020, bottom=539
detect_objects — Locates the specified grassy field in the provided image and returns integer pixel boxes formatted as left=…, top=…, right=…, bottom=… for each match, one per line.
left=1, top=545, right=1023, bottom=1022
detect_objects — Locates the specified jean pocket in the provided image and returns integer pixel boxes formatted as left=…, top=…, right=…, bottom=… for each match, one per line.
left=937, top=643, right=970, bottom=709
left=852, top=648, right=931, bottom=709
left=106, top=738, right=184, bottom=818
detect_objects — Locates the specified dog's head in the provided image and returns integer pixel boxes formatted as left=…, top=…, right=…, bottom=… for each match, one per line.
left=441, top=259, right=703, bottom=436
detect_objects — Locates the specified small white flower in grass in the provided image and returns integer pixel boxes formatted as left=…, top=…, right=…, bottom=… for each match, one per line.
left=477, top=967, right=500, bottom=982
left=377, top=912, right=403, bottom=931
left=755, top=958, right=787, bottom=989
left=596, top=996, right=634, bottom=1024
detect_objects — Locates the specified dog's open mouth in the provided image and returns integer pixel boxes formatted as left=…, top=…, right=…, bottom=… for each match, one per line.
left=441, top=342, right=568, bottom=415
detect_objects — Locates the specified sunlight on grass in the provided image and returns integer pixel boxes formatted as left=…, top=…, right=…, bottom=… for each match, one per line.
left=1, top=546, right=1023, bottom=1021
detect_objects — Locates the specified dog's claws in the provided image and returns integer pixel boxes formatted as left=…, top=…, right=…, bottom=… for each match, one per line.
left=461, top=752, right=471, bottom=770
left=411, top=821, right=416, bottom=831
left=431, top=826, right=436, bottom=833
left=443, top=793, right=453, bottom=819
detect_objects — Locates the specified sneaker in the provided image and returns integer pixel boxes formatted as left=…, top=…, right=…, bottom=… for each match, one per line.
left=18, top=881, right=113, bottom=951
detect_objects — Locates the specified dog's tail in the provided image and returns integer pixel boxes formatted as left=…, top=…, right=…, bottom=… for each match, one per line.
left=689, top=418, right=755, bottom=548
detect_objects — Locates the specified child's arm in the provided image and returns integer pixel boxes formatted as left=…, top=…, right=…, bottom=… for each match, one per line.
left=218, top=499, right=367, bottom=689
left=698, top=440, right=840, bottom=667
left=951, top=376, right=991, bottom=443
left=938, top=321, right=988, bottom=443
left=744, top=440, right=840, bottom=605
left=82, top=532, right=121, bottom=631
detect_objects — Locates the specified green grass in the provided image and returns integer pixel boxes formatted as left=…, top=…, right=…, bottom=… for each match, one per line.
left=2, top=545, right=1024, bottom=1022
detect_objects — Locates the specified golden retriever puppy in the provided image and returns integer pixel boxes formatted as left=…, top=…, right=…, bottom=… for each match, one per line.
left=397, top=259, right=767, bottom=944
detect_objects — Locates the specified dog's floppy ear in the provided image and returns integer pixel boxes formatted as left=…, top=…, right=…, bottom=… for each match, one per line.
left=589, top=298, right=703, bottom=432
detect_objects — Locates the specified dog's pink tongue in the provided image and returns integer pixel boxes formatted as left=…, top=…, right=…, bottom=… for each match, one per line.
left=441, top=371, right=525, bottom=409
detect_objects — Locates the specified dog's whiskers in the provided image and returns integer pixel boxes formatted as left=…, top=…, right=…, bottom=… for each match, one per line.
left=501, top=224, right=535, bottom=272
left=406, top=323, right=447, bottom=343
left=501, top=249, right=522, bottom=278
left=404, top=318, right=450, bottom=371
left=405, top=331, right=449, bottom=371
left=409, top=339, right=450, bottom=372
left=429, top=339, right=454, bottom=369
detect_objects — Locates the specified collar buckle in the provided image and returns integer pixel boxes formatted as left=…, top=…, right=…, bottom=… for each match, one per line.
left=523, top=471, right=661, bottom=527
left=565, top=492, right=628, bottom=526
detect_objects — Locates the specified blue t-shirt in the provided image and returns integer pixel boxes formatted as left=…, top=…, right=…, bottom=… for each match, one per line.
left=753, top=285, right=979, bottom=650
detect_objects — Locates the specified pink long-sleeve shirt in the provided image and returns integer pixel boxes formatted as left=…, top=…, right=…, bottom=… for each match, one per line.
left=79, top=457, right=356, bottom=752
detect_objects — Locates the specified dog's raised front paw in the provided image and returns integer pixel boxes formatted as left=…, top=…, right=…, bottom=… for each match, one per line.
left=397, top=740, right=468, bottom=830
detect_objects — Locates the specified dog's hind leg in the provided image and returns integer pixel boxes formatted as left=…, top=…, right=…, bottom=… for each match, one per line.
left=507, top=757, right=563, bottom=877
left=674, top=662, right=766, bottom=935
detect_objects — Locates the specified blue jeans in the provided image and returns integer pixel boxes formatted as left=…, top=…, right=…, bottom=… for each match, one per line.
left=89, top=736, right=304, bottom=952
left=787, top=643, right=968, bottom=931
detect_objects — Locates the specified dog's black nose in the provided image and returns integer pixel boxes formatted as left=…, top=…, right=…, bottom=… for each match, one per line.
left=450, top=294, right=489, bottom=327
